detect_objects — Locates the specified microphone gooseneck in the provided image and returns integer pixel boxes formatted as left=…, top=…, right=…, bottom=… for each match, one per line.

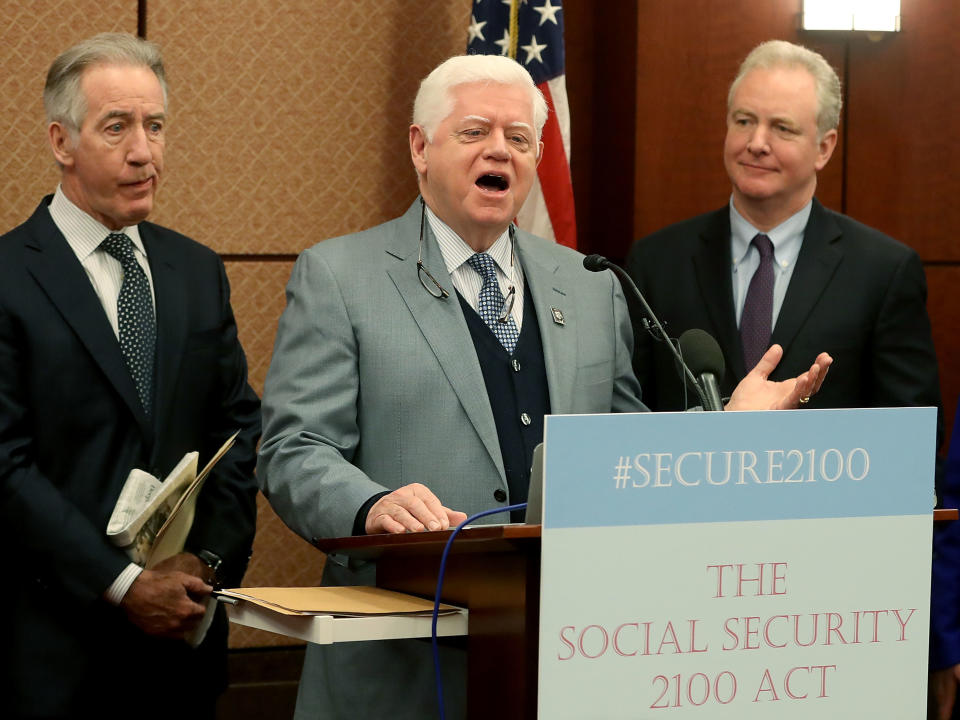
left=583, top=254, right=711, bottom=408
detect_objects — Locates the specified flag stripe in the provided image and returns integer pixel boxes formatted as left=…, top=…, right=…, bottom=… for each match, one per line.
left=468, top=0, right=576, bottom=249
left=536, top=81, right=577, bottom=248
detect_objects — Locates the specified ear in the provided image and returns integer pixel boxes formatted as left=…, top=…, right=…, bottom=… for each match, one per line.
left=48, top=122, right=75, bottom=167
left=535, top=140, right=544, bottom=169
left=814, top=128, right=838, bottom=172
left=409, top=124, right=429, bottom=177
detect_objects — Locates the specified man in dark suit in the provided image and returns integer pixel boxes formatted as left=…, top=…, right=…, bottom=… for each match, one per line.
left=626, top=40, right=940, bottom=417
left=0, top=33, right=260, bottom=718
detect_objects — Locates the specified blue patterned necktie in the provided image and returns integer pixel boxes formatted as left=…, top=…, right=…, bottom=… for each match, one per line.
left=100, top=232, right=156, bottom=414
left=740, top=233, right=775, bottom=370
left=466, top=252, right=519, bottom=354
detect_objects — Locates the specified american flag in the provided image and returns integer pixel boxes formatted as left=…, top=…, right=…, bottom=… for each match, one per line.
left=467, top=0, right=577, bottom=249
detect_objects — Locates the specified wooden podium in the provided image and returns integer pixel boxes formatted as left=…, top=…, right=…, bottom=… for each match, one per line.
left=315, top=524, right=542, bottom=719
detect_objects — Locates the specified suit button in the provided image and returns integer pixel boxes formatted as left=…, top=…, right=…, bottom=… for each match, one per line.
left=520, top=412, right=531, bottom=426
left=493, top=489, right=507, bottom=502
left=512, top=358, right=521, bottom=372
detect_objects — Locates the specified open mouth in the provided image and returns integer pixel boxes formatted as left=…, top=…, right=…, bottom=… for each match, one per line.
left=476, top=173, right=509, bottom=192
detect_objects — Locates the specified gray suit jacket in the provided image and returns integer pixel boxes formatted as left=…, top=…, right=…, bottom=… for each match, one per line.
left=257, top=199, right=646, bottom=718
left=259, top=199, right=645, bottom=539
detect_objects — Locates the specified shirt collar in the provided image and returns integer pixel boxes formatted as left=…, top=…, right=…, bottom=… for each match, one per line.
left=49, top=185, right=147, bottom=261
left=729, top=197, right=811, bottom=270
left=424, top=204, right=512, bottom=276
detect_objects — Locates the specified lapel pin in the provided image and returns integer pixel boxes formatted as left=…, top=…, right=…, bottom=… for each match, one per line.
left=551, top=307, right=565, bottom=326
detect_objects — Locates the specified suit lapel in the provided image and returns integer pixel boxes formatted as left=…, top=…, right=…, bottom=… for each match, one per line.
left=516, top=238, right=575, bottom=414
left=141, top=223, right=188, bottom=450
left=384, top=201, right=505, bottom=481
left=692, top=209, right=745, bottom=377
left=22, top=202, right=153, bottom=439
left=770, top=199, right=843, bottom=353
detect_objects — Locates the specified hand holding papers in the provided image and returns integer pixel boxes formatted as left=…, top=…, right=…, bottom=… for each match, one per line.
left=106, top=432, right=238, bottom=567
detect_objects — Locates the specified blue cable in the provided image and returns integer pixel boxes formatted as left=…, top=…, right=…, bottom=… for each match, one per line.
left=432, top=503, right=527, bottom=720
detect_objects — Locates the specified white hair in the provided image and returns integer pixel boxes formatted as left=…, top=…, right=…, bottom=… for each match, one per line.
left=413, top=54, right=548, bottom=141
left=728, top=40, right=842, bottom=138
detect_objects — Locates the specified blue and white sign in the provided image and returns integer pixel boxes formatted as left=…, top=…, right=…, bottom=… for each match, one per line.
left=538, top=407, right=936, bottom=718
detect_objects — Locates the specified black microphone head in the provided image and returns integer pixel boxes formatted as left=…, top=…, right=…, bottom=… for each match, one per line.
left=582, top=254, right=609, bottom=272
left=678, top=328, right=725, bottom=378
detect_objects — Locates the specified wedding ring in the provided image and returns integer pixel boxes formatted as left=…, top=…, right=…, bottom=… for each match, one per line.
left=799, top=396, right=810, bottom=405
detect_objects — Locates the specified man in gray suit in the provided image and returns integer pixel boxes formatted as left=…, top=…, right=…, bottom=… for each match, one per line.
left=257, top=54, right=830, bottom=720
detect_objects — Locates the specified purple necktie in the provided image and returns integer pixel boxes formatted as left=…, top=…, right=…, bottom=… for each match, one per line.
left=740, top=233, right=775, bottom=371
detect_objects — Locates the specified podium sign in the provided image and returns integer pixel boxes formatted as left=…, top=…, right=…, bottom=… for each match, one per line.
left=538, top=408, right=936, bottom=718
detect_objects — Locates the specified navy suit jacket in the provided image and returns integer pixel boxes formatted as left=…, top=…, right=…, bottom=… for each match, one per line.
left=0, top=197, right=261, bottom=715
left=625, top=199, right=941, bottom=425
left=932, top=402, right=960, bottom=670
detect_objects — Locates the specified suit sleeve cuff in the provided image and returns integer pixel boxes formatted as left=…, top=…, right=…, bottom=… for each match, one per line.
left=353, top=492, right=391, bottom=536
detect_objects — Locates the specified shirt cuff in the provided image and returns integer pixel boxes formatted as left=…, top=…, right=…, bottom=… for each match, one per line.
left=103, top=562, right=144, bottom=605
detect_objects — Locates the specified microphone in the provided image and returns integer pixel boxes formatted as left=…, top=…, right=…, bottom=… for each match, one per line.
left=678, top=328, right=726, bottom=412
left=582, top=254, right=709, bottom=407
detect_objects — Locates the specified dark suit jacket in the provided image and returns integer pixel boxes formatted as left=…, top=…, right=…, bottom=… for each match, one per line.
left=932, top=402, right=960, bottom=673
left=625, top=199, right=941, bottom=426
left=0, top=197, right=261, bottom=716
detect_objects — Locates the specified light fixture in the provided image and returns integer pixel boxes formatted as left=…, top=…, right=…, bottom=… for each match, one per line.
left=802, top=0, right=901, bottom=32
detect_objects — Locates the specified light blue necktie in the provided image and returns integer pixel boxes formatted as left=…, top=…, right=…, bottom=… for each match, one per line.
left=467, top=252, right=519, bottom=354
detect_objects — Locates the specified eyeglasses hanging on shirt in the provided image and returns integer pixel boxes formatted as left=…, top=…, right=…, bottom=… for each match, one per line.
left=416, top=198, right=517, bottom=324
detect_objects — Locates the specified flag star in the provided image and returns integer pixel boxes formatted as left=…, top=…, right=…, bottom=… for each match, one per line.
left=467, top=15, right=487, bottom=43
left=533, top=0, right=562, bottom=25
left=493, top=29, right=512, bottom=56
left=521, top=34, right=547, bottom=64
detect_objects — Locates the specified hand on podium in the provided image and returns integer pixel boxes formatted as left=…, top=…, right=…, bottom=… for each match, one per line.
left=365, top=482, right=467, bottom=534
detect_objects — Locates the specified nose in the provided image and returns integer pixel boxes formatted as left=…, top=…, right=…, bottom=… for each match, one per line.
left=746, top=126, right=770, bottom=155
left=484, top=129, right=511, bottom=161
left=125, top=124, right=153, bottom=165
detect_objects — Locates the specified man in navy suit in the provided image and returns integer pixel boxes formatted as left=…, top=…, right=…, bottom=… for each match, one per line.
left=0, top=33, right=260, bottom=717
left=626, top=40, right=940, bottom=418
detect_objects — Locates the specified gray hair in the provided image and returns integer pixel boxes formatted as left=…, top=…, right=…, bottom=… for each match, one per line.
left=413, top=54, right=548, bottom=141
left=44, top=32, right=167, bottom=134
left=728, top=40, right=842, bottom=138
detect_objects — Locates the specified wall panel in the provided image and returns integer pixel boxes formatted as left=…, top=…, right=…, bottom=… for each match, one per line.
left=147, top=1, right=469, bottom=255
left=927, top=266, right=960, bottom=446
left=225, top=260, right=291, bottom=395
left=0, top=1, right=137, bottom=232
left=844, top=1, right=960, bottom=262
